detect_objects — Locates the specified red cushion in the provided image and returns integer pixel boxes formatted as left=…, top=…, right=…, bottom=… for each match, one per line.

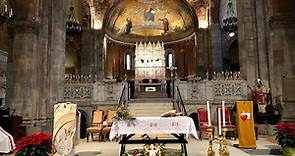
left=222, top=125, right=236, bottom=129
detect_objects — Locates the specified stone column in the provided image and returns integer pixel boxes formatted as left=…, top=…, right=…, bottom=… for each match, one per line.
left=196, top=29, right=210, bottom=75
left=236, top=0, right=259, bottom=84
left=81, top=29, right=104, bottom=81
left=6, top=0, right=65, bottom=133
left=268, top=14, right=295, bottom=122
left=6, top=0, right=41, bottom=133
left=255, top=0, right=270, bottom=85
left=210, top=24, right=223, bottom=72
left=46, top=0, right=66, bottom=112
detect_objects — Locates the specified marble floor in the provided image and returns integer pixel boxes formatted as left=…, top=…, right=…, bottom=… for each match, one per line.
left=74, top=135, right=281, bottom=156
left=0, top=135, right=280, bottom=156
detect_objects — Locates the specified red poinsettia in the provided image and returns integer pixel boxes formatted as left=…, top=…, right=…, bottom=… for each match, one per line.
left=15, top=133, right=52, bottom=156
left=274, top=123, right=295, bottom=147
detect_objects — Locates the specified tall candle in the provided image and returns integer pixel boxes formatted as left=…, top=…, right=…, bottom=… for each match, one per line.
left=206, top=101, right=211, bottom=127
left=218, top=108, right=222, bottom=136
left=222, top=100, right=226, bottom=127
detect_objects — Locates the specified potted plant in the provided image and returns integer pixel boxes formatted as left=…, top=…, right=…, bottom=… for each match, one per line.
left=15, top=133, right=52, bottom=156
left=274, top=123, right=295, bottom=156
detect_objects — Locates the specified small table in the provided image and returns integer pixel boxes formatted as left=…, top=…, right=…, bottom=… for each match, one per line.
left=109, top=116, right=198, bottom=156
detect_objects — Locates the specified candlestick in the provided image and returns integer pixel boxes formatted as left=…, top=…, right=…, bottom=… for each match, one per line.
left=207, top=127, right=215, bottom=156
left=207, top=101, right=211, bottom=127
left=222, top=101, right=226, bottom=127
left=218, top=108, right=222, bottom=136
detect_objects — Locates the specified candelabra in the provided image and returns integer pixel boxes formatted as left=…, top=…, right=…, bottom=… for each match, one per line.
left=66, top=0, right=81, bottom=36
left=207, top=127, right=215, bottom=156
left=221, top=0, right=238, bottom=37
left=0, top=0, right=13, bottom=25
left=218, top=128, right=230, bottom=156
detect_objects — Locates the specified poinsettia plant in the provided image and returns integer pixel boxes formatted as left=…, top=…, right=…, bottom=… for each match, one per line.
left=274, top=123, right=295, bottom=148
left=15, top=133, right=52, bottom=156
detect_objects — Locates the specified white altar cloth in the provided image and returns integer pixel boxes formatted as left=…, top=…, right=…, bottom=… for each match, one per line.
left=109, top=116, right=198, bottom=140
left=0, top=127, right=15, bottom=153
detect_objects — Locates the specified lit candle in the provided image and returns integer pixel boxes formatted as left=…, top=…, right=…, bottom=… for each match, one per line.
left=218, top=108, right=222, bottom=136
left=206, top=101, right=211, bottom=127
left=222, top=100, right=226, bottom=127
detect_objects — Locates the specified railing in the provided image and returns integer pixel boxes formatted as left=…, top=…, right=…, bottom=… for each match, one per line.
left=117, top=85, right=126, bottom=108
left=175, top=86, right=188, bottom=116
left=176, top=79, right=248, bottom=103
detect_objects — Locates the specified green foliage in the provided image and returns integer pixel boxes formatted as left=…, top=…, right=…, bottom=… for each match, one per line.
left=113, top=104, right=135, bottom=121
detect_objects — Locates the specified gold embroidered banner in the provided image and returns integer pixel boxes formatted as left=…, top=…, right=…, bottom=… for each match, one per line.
left=53, top=102, right=76, bottom=156
left=236, top=101, right=256, bottom=149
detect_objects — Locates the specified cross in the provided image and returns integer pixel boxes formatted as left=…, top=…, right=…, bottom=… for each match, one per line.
left=167, top=66, right=177, bottom=79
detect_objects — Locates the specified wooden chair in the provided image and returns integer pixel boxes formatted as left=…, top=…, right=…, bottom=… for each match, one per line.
left=102, top=110, right=117, bottom=141
left=86, top=110, right=104, bottom=142
left=196, top=108, right=214, bottom=140
left=217, top=107, right=237, bottom=140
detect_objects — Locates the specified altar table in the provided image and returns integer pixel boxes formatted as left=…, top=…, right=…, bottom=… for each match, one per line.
left=109, top=116, right=198, bottom=156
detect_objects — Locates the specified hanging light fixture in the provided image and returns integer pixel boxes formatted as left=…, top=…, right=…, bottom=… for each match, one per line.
left=0, top=0, right=13, bottom=25
left=221, top=0, right=237, bottom=37
left=66, top=0, right=81, bottom=36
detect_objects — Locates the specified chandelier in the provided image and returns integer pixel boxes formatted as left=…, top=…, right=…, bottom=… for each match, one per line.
left=0, top=0, right=13, bottom=25
left=221, top=0, right=237, bottom=37
left=66, top=1, right=81, bottom=36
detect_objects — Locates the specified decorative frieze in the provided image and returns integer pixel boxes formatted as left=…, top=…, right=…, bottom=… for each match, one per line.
left=177, top=79, right=247, bottom=103
left=64, top=84, right=92, bottom=100
left=64, top=82, right=126, bottom=102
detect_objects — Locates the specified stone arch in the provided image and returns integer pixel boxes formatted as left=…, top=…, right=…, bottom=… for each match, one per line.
left=223, top=39, right=239, bottom=71
left=77, top=108, right=89, bottom=138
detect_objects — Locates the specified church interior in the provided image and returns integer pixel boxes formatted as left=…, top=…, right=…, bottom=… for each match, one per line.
left=0, top=0, right=295, bottom=155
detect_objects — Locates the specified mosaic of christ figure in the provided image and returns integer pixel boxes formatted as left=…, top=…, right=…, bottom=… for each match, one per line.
left=144, top=8, right=155, bottom=22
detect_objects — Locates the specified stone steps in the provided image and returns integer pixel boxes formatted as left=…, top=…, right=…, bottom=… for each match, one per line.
left=128, top=102, right=174, bottom=117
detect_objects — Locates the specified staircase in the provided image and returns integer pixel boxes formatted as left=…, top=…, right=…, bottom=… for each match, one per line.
left=128, top=98, right=174, bottom=117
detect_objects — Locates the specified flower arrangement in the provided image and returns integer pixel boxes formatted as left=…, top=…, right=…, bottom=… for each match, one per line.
left=274, top=123, right=295, bottom=156
left=113, top=104, right=135, bottom=121
left=15, top=133, right=52, bottom=156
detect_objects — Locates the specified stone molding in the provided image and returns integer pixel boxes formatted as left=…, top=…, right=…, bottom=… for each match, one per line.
left=269, top=14, right=295, bottom=30
left=8, top=19, right=41, bottom=34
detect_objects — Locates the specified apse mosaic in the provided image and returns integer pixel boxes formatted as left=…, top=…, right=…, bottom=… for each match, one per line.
left=104, top=0, right=197, bottom=42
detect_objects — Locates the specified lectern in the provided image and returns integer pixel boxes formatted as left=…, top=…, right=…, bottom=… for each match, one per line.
left=236, top=101, right=256, bottom=148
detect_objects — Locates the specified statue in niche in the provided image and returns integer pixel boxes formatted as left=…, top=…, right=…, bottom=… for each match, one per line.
left=119, top=18, right=132, bottom=34
left=144, top=8, right=155, bottom=22
left=249, top=79, right=273, bottom=116
left=159, top=17, right=169, bottom=36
